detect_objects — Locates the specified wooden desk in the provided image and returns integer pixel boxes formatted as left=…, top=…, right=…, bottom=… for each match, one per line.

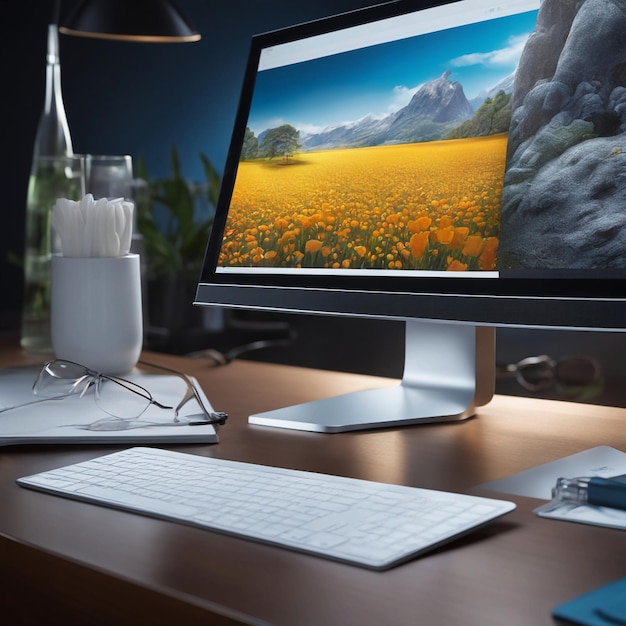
left=1, top=342, right=626, bottom=625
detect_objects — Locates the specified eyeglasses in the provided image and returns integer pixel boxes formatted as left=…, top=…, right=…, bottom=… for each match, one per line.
left=33, top=359, right=170, bottom=419
left=1, top=359, right=227, bottom=428
left=497, top=354, right=603, bottom=398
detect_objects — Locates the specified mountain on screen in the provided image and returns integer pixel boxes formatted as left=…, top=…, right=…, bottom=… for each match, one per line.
left=300, top=71, right=476, bottom=151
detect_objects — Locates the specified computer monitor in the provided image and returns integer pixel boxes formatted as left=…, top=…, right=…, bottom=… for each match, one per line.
left=196, top=0, right=626, bottom=432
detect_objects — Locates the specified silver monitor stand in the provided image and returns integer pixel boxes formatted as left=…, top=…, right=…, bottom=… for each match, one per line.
left=248, top=320, right=495, bottom=432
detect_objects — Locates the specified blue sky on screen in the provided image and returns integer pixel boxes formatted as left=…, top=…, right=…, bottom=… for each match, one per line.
left=247, top=9, right=539, bottom=136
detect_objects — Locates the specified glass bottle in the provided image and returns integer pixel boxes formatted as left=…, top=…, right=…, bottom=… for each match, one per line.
left=21, top=24, right=83, bottom=353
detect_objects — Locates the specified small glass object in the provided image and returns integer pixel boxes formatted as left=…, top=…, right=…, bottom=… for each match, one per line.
left=553, top=476, right=626, bottom=511
left=85, top=155, right=133, bottom=201
left=21, top=23, right=81, bottom=354
left=496, top=354, right=603, bottom=395
left=21, top=156, right=85, bottom=354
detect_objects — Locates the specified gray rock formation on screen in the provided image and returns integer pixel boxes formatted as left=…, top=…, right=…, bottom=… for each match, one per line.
left=499, top=0, right=626, bottom=269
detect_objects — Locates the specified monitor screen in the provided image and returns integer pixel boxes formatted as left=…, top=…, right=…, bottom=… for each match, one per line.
left=196, top=0, right=626, bottom=432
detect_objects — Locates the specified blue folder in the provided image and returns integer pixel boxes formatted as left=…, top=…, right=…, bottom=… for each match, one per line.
left=554, top=578, right=626, bottom=625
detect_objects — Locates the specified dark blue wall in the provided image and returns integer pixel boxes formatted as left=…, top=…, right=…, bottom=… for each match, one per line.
left=1, top=0, right=383, bottom=330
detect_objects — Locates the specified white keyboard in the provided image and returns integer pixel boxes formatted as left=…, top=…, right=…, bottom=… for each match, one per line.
left=17, top=447, right=515, bottom=570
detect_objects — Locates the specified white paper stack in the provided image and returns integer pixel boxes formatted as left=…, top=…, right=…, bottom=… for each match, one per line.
left=0, top=366, right=219, bottom=445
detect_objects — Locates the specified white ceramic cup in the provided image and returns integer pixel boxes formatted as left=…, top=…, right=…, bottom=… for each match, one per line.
left=51, top=254, right=143, bottom=374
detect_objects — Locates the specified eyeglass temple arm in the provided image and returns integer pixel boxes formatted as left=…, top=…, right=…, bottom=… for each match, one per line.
left=102, top=374, right=174, bottom=410
left=175, top=383, right=227, bottom=425
left=151, top=398, right=174, bottom=410
left=171, top=372, right=213, bottom=417
left=138, top=361, right=225, bottom=424
left=0, top=395, right=67, bottom=414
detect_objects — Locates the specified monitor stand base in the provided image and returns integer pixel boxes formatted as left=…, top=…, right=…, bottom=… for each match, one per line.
left=248, top=321, right=495, bottom=433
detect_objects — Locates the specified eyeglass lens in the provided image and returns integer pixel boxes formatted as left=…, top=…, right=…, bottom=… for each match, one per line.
left=35, top=360, right=154, bottom=420
left=35, top=360, right=93, bottom=397
left=95, top=377, right=154, bottom=419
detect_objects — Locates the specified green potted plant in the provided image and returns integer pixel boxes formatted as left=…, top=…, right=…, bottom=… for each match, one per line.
left=135, top=147, right=221, bottom=351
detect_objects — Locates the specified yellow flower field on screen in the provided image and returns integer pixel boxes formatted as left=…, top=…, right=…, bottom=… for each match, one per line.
left=219, top=135, right=505, bottom=272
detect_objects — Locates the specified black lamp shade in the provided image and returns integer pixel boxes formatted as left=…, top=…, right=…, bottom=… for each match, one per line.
left=59, top=0, right=201, bottom=42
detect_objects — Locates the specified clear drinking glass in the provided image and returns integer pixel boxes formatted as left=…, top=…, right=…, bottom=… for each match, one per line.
left=85, top=154, right=144, bottom=273
left=85, top=154, right=133, bottom=201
